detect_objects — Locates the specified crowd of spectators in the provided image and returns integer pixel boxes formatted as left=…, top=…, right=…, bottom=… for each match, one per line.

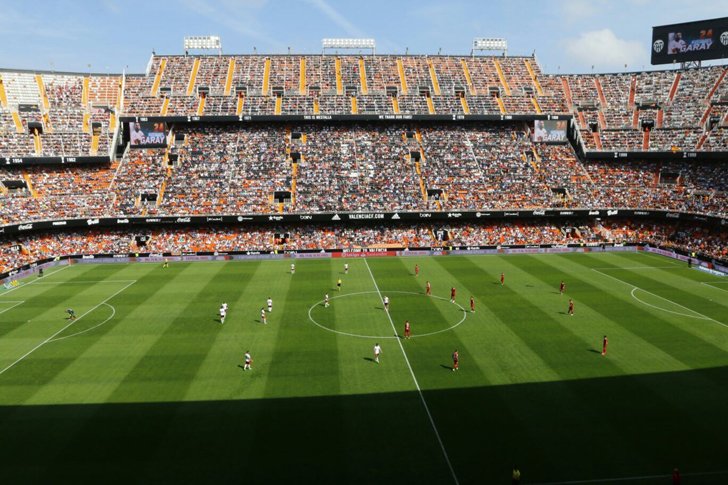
left=562, top=66, right=728, bottom=152
left=3, top=219, right=725, bottom=274
left=2, top=122, right=727, bottom=224
left=121, top=54, right=567, bottom=117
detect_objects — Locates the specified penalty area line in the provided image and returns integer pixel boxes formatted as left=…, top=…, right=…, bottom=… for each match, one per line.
left=363, top=258, right=460, bottom=485
left=591, top=268, right=728, bottom=329
left=0, top=280, right=135, bottom=378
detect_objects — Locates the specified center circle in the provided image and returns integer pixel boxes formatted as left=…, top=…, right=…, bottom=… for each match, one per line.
left=307, top=290, right=468, bottom=339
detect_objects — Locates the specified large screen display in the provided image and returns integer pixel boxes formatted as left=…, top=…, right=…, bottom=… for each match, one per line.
left=128, top=122, right=167, bottom=148
left=532, top=120, right=567, bottom=143
left=651, top=17, right=728, bottom=65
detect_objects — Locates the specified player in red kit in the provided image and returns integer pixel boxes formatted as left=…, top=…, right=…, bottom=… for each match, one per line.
left=559, top=280, right=566, bottom=294
left=414, top=264, right=419, bottom=277
left=425, top=280, right=431, bottom=296
left=452, top=350, right=459, bottom=371
left=404, top=320, right=411, bottom=339
left=450, top=287, right=456, bottom=303
left=500, top=272, right=505, bottom=286
left=602, top=335, right=608, bottom=356
left=470, top=296, right=475, bottom=313
left=568, top=299, right=574, bottom=316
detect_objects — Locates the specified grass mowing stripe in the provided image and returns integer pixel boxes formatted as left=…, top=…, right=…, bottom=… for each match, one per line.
left=432, top=255, right=658, bottom=478
left=555, top=254, right=728, bottom=366
left=593, top=268, right=728, bottom=328
left=0, top=280, right=136, bottom=385
left=364, top=258, right=460, bottom=485
left=0, top=264, right=129, bottom=340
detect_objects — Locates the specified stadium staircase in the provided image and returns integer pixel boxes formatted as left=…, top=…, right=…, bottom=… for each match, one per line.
left=11, top=112, right=24, bottom=133
left=594, top=78, right=607, bottom=107
left=186, top=58, right=200, bottom=96
left=391, top=96, right=400, bottom=114
left=656, top=109, right=664, bottom=128
left=668, top=72, right=681, bottom=103
left=696, top=133, right=709, bottom=149
left=598, top=111, right=607, bottom=130
left=236, top=93, right=245, bottom=116
left=262, top=58, right=271, bottom=95
left=350, top=96, right=358, bottom=114
left=274, top=95, right=282, bottom=115
left=642, top=128, right=650, bottom=150
left=313, top=96, right=320, bottom=114
left=82, top=113, right=90, bottom=133
left=493, top=59, right=511, bottom=96
left=90, top=133, right=100, bottom=155
left=396, top=59, right=408, bottom=94
left=299, top=57, right=306, bottom=94
left=705, top=68, right=727, bottom=101
left=42, top=113, right=52, bottom=133
left=359, top=58, right=368, bottom=94
left=531, top=97, right=542, bottom=114
left=561, top=78, right=574, bottom=111
left=460, top=95, right=470, bottom=114
left=151, top=58, right=166, bottom=96
left=523, top=59, right=544, bottom=96
left=35, top=75, right=49, bottom=111
left=0, top=76, right=7, bottom=108
left=197, top=93, right=206, bottom=116
left=426, top=94, right=435, bottom=114
left=427, top=60, right=441, bottom=95
left=81, top=76, right=89, bottom=107
left=335, top=58, right=343, bottom=95
left=592, top=131, right=603, bottom=150
left=628, top=75, right=637, bottom=107
left=32, top=128, right=42, bottom=155
left=460, top=59, right=476, bottom=95
left=412, top=129, right=430, bottom=204
left=22, top=171, right=37, bottom=198
left=496, top=95, right=506, bottom=114
left=160, top=96, right=170, bottom=116
left=224, top=59, right=235, bottom=96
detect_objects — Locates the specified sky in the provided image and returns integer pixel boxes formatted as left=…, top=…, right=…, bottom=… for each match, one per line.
left=0, top=0, right=726, bottom=75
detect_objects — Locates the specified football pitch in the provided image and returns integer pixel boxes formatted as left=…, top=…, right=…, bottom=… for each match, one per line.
left=1, top=252, right=727, bottom=484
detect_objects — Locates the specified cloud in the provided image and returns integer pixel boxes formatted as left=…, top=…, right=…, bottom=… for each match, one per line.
left=565, top=29, right=647, bottom=71
left=305, top=0, right=366, bottom=38
left=558, top=0, right=601, bottom=23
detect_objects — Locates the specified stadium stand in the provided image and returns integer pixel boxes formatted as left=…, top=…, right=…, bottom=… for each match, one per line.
left=2, top=53, right=728, bottom=276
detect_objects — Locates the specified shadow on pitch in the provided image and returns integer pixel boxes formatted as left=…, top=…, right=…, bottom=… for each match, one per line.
left=363, top=357, right=376, bottom=363
left=1, top=366, right=728, bottom=483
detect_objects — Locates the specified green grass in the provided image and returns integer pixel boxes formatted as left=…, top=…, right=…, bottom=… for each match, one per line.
left=1, top=252, right=727, bottom=484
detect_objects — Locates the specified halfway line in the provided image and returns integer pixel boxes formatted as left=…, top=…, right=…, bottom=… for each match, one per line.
left=363, top=258, right=460, bottom=485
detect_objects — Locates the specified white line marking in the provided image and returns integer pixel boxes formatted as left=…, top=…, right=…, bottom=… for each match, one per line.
left=701, top=282, right=728, bottom=294
left=31, top=280, right=138, bottom=285
left=48, top=303, right=116, bottom=342
left=0, top=280, right=135, bottom=377
left=307, top=290, right=467, bottom=339
left=0, top=301, right=25, bottom=315
left=592, top=266, right=684, bottom=270
left=363, top=258, right=459, bottom=485
left=630, top=288, right=709, bottom=320
left=592, top=268, right=728, bottom=329
left=530, top=468, right=728, bottom=484
left=0, top=265, right=71, bottom=296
